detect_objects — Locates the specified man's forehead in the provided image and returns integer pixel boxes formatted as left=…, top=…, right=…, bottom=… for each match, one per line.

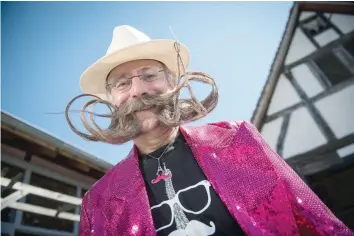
left=109, top=59, right=164, bottom=78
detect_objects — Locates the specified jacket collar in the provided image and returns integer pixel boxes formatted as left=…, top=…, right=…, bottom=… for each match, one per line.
left=180, top=122, right=238, bottom=150
left=108, top=122, right=238, bottom=201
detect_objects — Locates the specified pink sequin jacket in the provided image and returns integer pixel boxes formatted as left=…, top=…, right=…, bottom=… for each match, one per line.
left=79, top=121, right=353, bottom=236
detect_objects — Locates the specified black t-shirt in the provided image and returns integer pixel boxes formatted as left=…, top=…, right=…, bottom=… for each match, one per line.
left=138, top=132, right=245, bottom=236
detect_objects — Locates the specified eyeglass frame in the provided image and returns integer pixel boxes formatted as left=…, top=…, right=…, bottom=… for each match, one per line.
left=105, top=67, right=166, bottom=93
left=150, top=180, right=212, bottom=232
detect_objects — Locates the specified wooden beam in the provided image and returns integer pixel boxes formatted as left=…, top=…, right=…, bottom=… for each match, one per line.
left=55, top=203, right=77, bottom=217
left=0, top=177, right=82, bottom=206
left=318, top=12, right=344, bottom=36
left=296, top=152, right=342, bottom=176
left=2, top=132, right=102, bottom=179
left=1, top=125, right=57, bottom=153
left=1, top=172, right=24, bottom=192
left=1, top=190, right=29, bottom=210
left=298, top=2, right=354, bottom=15
left=306, top=153, right=354, bottom=181
left=8, top=201, right=80, bottom=222
left=276, top=113, right=291, bottom=156
left=307, top=60, right=332, bottom=89
left=284, top=31, right=354, bottom=71
left=2, top=112, right=111, bottom=175
left=252, top=3, right=300, bottom=129
left=287, top=133, right=354, bottom=165
left=285, top=70, right=336, bottom=141
left=8, top=225, right=75, bottom=236
left=265, top=78, right=354, bottom=123
left=1, top=177, right=82, bottom=222
left=299, top=24, right=320, bottom=49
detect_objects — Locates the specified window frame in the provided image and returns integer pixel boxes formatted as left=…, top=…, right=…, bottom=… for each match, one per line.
left=307, top=41, right=354, bottom=89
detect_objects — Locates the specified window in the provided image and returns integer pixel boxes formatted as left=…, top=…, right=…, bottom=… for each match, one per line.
left=343, top=38, right=354, bottom=58
left=22, top=209, right=75, bottom=232
left=1, top=162, right=25, bottom=223
left=313, top=50, right=353, bottom=86
left=28, top=173, right=77, bottom=196
left=302, top=16, right=330, bottom=37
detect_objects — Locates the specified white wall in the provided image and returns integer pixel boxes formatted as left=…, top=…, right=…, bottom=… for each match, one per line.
left=291, top=63, right=324, bottom=98
left=330, top=13, right=354, bottom=34
left=267, top=74, right=301, bottom=115
left=261, top=117, right=283, bottom=151
left=314, top=29, right=340, bottom=47
left=283, top=107, right=327, bottom=158
left=285, top=28, right=317, bottom=65
left=315, top=85, right=354, bottom=139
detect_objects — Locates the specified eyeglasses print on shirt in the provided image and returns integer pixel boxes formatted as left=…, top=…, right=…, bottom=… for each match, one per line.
left=151, top=180, right=214, bottom=233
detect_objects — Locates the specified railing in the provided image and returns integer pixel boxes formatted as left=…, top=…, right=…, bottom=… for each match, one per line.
left=1, top=176, right=81, bottom=222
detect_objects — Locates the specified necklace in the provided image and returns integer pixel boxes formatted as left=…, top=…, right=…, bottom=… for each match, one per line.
left=147, top=142, right=174, bottom=184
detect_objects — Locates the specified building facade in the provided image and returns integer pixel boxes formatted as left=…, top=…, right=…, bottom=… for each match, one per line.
left=1, top=111, right=112, bottom=236
left=251, top=2, right=354, bottom=231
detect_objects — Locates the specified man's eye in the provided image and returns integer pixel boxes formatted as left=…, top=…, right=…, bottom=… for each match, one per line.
left=117, top=81, right=129, bottom=88
left=145, top=74, right=157, bottom=80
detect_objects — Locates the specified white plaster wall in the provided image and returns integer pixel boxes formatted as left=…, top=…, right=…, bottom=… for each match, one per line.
left=283, top=107, right=327, bottom=158
left=291, top=63, right=324, bottom=98
left=285, top=28, right=317, bottom=65
left=315, top=85, right=354, bottom=139
left=261, top=117, right=283, bottom=152
left=314, top=29, right=340, bottom=47
left=330, top=13, right=354, bottom=34
left=267, top=74, right=302, bottom=115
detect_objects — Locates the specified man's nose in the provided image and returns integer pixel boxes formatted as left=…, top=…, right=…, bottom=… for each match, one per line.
left=130, top=76, right=147, bottom=98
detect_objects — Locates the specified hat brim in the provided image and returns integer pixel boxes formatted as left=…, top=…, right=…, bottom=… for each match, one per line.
left=79, top=39, right=190, bottom=99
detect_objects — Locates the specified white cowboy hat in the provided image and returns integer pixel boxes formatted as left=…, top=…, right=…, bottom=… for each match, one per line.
left=79, top=25, right=190, bottom=98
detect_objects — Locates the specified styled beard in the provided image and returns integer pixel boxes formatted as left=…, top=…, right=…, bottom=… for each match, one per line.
left=65, top=71, right=218, bottom=145
left=102, top=92, right=179, bottom=144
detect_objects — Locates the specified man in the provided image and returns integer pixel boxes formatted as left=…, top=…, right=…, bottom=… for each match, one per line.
left=68, top=25, right=353, bottom=235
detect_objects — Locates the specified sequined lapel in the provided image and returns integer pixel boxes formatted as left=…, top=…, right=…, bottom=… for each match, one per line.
left=108, top=147, right=156, bottom=236
left=179, top=122, right=293, bottom=235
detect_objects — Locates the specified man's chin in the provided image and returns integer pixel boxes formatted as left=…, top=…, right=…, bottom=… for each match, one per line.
left=138, top=119, right=160, bottom=134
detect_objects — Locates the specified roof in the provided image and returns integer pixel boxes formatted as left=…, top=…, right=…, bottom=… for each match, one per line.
left=1, top=110, right=113, bottom=176
left=250, top=1, right=354, bottom=129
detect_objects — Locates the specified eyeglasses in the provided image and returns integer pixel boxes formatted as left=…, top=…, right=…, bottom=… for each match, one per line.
left=106, top=68, right=165, bottom=93
left=150, top=180, right=212, bottom=232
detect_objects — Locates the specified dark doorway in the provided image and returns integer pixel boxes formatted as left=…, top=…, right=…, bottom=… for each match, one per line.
left=306, top=154, right=354, bottom=231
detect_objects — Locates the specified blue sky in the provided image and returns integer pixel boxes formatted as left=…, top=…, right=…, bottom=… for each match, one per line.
left=1, top=1, right=293, bottom=165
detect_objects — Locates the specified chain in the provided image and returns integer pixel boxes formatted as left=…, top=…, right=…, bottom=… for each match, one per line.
left=146, top=141, right=174, bottom=176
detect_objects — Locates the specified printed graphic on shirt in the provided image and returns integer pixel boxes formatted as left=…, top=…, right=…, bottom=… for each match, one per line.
left=151, top=163, right=216, bottom=236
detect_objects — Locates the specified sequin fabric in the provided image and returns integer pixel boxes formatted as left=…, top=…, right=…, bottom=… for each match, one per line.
left=79, top=121, right=354, bottom=236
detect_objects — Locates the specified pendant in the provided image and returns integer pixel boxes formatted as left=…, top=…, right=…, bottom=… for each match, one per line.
left=151, top=162, right=172, bottom=184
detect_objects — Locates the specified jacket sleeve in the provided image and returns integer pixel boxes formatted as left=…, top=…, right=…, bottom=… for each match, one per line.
left=241, top=121, right=353, bottom=236
left=79, top=193, right=92, bottom=236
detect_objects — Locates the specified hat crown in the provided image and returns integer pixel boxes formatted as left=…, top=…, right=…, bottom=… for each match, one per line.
left=106, top=25, right=151, bottom=55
